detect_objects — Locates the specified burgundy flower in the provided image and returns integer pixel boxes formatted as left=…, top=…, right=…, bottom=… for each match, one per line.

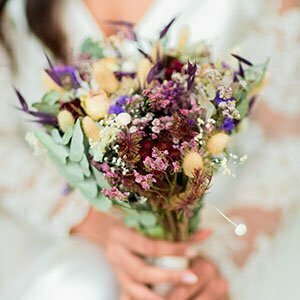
left=165, top=58, right=184, bottom=79
left=60, top=99, right=85, bottom=119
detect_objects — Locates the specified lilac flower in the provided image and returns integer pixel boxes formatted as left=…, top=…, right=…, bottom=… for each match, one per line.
left=143, top=148, right=169, bottom=172
left=134, top=171, right=157, bottom=190
left=172, top=161, right=180, bottom=173
left=222, top=117, right=235, bottom=132
left=103, top=187, right=129, bottom=200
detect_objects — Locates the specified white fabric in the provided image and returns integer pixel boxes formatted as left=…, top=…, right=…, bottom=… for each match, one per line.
left=201, top=1, right=300, bottom=299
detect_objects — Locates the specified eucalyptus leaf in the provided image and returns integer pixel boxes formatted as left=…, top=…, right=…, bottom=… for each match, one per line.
left=90, top=194, right=112, bottom=212
left=51, top=129, right=62, bottom=144
left=91, top=167, right=111, bottom=189
left=34, top=131, right=68, bottom=165
left=55, top=161, right=85, bottom=182
left=42, top=90, right=60, bottom=104
left=62, top=126, right=73, bottom=145
left=139, top=211, right=157, bottom=227
left=80, top=154, right=91, bottom=177
left=77, top=179, right=98, bottom=200
left=69, top=119, right=84, bottom=162
left=81, top=38, right=104, bottom=59
left=237, top=99, right=249, bottom=119
left=32, top=102, right=59, bottom=115
left=124, top=214, right=140, bottom=228
left=143, top=225, right=165, bottom=239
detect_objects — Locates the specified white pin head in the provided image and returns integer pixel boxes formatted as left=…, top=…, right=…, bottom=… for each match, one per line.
left=234, top=223, right=247, bottom=236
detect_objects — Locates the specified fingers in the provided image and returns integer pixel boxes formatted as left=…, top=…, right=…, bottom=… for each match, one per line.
left=117, top=271, right=164, bottom=300
left=166, top=259, right=218, bottom=300
left=109, top=244, right=198, bottom=285
left=110, top=226, right=212, bottom=258
left=194, top=278, right=229, bottom=300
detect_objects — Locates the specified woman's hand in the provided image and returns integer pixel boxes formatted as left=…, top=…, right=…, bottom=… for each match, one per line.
left=167, top=257, right=229, bottom=300
left=73, top=208, right=212, bottom=300
left=106, top=225, right=212, bottom=300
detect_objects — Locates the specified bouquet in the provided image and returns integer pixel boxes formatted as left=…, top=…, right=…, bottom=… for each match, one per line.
left=17, top=18, right=267, bottom=243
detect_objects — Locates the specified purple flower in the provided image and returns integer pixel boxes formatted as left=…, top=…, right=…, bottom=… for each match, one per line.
left=15, top=88, right=58, bottom=125
left=214, top=91, right=234, bottom=105
left=46, top=65, right=81, bottom=89
left=186, top=60, right=197, bottom=90
left=222, top=117, right=235, bottom=132
left=108, top=95, right=130, bottom=114
left=114, top=71, right=136, bottom=80
left=116, top=95, right=130, bottom=106
left=108, top=105, right=125, bottom=115
left=159, top=17, right=177, bottom=39
left=214, top=91, right=225, bottom=105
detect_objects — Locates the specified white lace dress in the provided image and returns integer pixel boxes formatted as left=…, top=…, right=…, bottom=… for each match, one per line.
left=201, top=1, right=300, bottom=299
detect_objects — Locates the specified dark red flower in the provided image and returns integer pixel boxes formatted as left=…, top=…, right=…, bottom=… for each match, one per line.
left=165, top=57, right=184, bottom=79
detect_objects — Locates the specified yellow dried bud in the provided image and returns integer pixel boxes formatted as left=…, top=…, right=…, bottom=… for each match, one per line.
left=41, top=71, right=65, bottom=94
left=98, top=57, right=118, bottom=71
left=93, top=61, right=119, bottom=94
left=81, top=91, right=110, bottom=121
left=82, top=116, right=101, bottom=143
left=137, top=58, right=152, bottom=87
left=176, top=26, right=190, bottom=51
left=182, top=152, right=204, bottom=178
left=207, top=132, right=229, bottom=155
left=57, top=110, right=75, bottom=132
left=151, top=41, right=164, bottom=62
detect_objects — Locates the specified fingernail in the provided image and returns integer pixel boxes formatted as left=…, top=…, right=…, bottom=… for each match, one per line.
left=185, top=246, right=198, bottom=258
left=181, top=272, right=198, bottom=284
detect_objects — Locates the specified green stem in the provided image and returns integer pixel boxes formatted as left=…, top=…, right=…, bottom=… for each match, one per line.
left=165, top=211, right=178, bottom=241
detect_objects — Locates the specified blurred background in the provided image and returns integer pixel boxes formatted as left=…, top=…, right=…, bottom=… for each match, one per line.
left=0, top=0, right=299, bottom=299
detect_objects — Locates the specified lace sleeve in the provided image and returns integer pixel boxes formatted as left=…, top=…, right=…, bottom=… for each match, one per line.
left=0, top=42, right=89, bottom=237
left=237, top=0, right=300, bottom=117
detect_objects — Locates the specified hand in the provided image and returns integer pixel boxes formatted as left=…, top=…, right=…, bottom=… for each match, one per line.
left=167, top=257, right=229, bottom=300
left=72, top=208, right=212, bottom=300
left=105, top=225, right=212, bottom=300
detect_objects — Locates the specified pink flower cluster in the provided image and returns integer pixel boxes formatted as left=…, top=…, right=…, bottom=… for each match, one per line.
left=143, top=148, right=169, bottom=172
left=103, top=187, right=129, bottom=200
left=134, top=170, right=157, bottom=190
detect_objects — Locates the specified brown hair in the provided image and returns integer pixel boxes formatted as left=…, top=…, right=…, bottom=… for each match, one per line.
left=0, top=0, right=69, bottom=66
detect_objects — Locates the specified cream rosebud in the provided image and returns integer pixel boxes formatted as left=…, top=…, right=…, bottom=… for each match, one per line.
left=137, top=58, right=152, bottom=87
left=150, top=41, right=164, bottom=62
left=82, top=116, right=101, bottom=143
left=81, top=91, right=110, bottom=121
left=57, top=110, right=75, bottom=132
left=182, top=152, right=204, bottom=178
left=93, top=61, right=119, bottom=94
left=207, top=132, right=229, bottom=155
left=41, top=71, right=65, bottom=93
